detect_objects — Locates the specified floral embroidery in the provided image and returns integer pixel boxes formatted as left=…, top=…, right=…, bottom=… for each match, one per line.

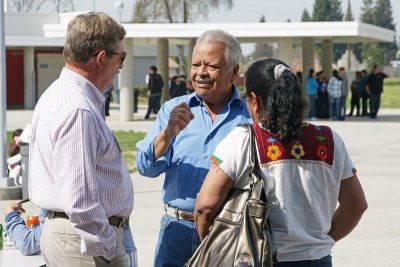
left=291, top=144, right=305, bottom=159
left=267, top=144, right=281, bottom=161
left=316, top=145, right=328, bottom=161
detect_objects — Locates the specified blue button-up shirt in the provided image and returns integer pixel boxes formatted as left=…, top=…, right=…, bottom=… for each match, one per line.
left=136, top=87, right=251, bottom=211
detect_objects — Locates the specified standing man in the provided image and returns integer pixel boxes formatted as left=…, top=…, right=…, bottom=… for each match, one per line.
left=339, top=67, right=349, bottom=120
left=327, top=69, right=342, bottom=121
left=144, top=65, right=164, bottom=120
left=29, top=12, right=134, bottom=267
left=366, top=65, right=389, bottom=119
left=136, top=29, right=251, bottom=266
left=359, top=69, right=369, bottom=116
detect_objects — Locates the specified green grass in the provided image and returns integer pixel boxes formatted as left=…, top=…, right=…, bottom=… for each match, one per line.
left=347, top=77, right=400, bottom=109
left=7, top=131, right=147, bottom=173
left=114, top=131, right=146, bottom=173
left=382, top=77, right=400, bottom=108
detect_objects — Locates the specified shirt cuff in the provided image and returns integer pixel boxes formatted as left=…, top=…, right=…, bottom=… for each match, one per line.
left=5, top=211, right=20, bottom=222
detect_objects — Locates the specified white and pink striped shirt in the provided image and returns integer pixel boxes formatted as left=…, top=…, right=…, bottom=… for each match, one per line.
left=29, top=67, right=134, bottom=260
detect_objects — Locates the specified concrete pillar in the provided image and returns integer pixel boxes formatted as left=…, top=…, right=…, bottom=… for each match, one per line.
left=157, top=38, right=169, bottom=104
left=321, top=39, right=333, bottom=79
left=119, top=38, right=134, bottom=121
left=277, top=37, right=294, bottom=67
left=187, top=38, right=196, bottom=78
left=23, top=47, right=35, bottom=109
left=302, top=37, right=314, bottom=90
left=302, top=37, right=314, bottom=118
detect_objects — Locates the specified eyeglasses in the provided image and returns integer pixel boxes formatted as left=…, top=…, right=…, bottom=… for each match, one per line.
left=92, top=49, right=127, bottom=64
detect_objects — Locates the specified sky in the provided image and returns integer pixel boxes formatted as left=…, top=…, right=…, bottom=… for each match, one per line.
left=73, top=0, right=400, bottom=55
left=73, top=0, right=400, bottom=28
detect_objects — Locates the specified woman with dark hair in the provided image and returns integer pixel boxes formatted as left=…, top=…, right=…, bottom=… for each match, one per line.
left=195, top=58, right=367, bottom=267
left=306, top=68, right=318, bottom=120
left=8, top=128, right=23, bottom=157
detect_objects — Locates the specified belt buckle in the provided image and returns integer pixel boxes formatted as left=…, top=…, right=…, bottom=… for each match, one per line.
left=164, top=204, right=180, bottom=220
left=119, top=217, right=128, bottom=228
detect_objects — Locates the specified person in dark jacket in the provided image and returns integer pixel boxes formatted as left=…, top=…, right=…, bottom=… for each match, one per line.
left=366, top=65, right=389, bottom=119
left=145, top=65, right=164, bottom=120
left=171, top=75, right=188, bottom=98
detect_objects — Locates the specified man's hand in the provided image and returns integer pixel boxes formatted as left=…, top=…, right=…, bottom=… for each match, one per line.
left=14, top=136, right=22, bottom=146
left=164, top=102, right=194, bottom=139
left=4, top=202, right=25, bottom=217
left=153, top=102, right=194, bottom=160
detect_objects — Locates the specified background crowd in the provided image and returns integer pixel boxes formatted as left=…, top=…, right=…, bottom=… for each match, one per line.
left=306, top=65, right=388, bottom=121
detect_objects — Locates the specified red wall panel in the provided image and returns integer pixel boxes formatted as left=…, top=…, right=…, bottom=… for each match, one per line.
left=6, top=50, right=24, bottom=107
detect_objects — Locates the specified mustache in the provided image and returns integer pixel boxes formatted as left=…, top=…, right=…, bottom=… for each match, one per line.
left=194, top=78, right=213, bottom=83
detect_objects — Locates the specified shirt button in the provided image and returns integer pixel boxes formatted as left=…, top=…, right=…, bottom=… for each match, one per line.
left=203, top=155, right=208, bottom=159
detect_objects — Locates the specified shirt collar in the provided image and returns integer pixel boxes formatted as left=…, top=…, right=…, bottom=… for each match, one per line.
left=60, top=67, right=106, bottom=117
left=187, top=84, right=242, bottom=107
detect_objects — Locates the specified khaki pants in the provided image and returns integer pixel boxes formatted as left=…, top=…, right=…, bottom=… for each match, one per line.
left=41, top=217, right=128, bottom=267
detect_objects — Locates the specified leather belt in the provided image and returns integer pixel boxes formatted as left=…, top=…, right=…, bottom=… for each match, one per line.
left=50, top=211, right=129, bottom=228
left=164, top=204, right=194, bottom=221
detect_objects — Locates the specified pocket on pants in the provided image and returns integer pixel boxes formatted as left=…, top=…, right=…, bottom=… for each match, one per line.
left=160, top=214, right=177, bottom=230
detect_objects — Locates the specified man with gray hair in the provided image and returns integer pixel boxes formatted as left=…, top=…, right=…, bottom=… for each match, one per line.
left=29, top=12, right=134, bottom=267
left=136, top=29, right=251, bottom=266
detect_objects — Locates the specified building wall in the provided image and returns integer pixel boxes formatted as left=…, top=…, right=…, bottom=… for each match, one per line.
left=35, top=53, right=64, bottom=101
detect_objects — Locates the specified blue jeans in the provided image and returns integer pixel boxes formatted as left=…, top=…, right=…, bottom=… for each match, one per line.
left=340, top=95, right=347, bottom=119
left=278, top=255, right=332, bottom=267
left=154, top=214, right=201, bottom=267
left=329, top=96, right=341, bottom=120
left=308, top=94, right=317, bottom=119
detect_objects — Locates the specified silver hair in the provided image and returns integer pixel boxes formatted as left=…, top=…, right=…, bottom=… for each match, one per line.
left=194, top=29, right=241, bottom=69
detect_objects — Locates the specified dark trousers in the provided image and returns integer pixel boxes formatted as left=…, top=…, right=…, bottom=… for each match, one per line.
left=361, top=93, right=369, bottom=116
left=369, top=93, right=381, bottom=118
left=349, top=92, right=360, bottom=116
left=145, top=95, right=161, bottom=119
left=277, top=255, right=332, bottom=267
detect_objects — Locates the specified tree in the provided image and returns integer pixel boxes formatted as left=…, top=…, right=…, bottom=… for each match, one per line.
left=363, top=43, right=384, bottom=69
left=7, top=0, right=49, bottom=12
left=131, top=0, right=150, bottom=23
left=360, top=0, right=375, bottom=24
left=311, top=0, right=346, bottom=62
left=301, top=9, right=312, bottom=22
left=250, top=15, right=274, bottom=61
left=344, top=0, right=356, bottom=68
left=131, top=0, right=234, bottom=75
left=360, top=0, right=397, bottom=67
left=344, top=0, right=354, bottom=21
left=312, top=0, right=331, bottom=21
left=373, top=0, right=397, bottom=64
left=133, top=0, right=234, bottom=23
left=330, top=0, right=344, bottom=21
left=7, top=0, right=74, bottom=13
left=53, top=0, right=75, bottom=12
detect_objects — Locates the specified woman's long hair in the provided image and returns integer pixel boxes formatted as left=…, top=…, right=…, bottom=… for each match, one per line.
left=244, top=58, right=306, bottom=144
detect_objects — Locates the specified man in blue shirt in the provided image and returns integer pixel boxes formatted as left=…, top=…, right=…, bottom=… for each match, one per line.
left=136, top=29, right=251, bottom=266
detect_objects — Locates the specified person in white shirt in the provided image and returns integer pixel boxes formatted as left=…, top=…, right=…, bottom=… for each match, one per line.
left=29, top=12, right=134, bottom=267
left=195, top=58, right=367, bottom=267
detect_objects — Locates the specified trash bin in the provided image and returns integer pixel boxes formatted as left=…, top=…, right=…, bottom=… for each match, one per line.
left=134, top=90, right=139, bottom=113
left=20, top=143, right=29, bottom=199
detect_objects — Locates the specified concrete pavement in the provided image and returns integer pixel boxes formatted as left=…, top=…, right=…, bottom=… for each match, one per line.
left=2, top=105, right=400, bottom=266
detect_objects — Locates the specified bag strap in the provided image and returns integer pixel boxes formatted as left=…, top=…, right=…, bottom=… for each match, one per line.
left=242, top=123, right=262, bottom=183
left=241, top=123, right=271, bottom=204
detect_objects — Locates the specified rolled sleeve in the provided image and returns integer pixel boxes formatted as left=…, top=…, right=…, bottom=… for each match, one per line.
left=53, top=110, right=117, bottom=260
left=5, top=213, right=42, bottom=256
left=136, top=101, right=175, bottom=178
